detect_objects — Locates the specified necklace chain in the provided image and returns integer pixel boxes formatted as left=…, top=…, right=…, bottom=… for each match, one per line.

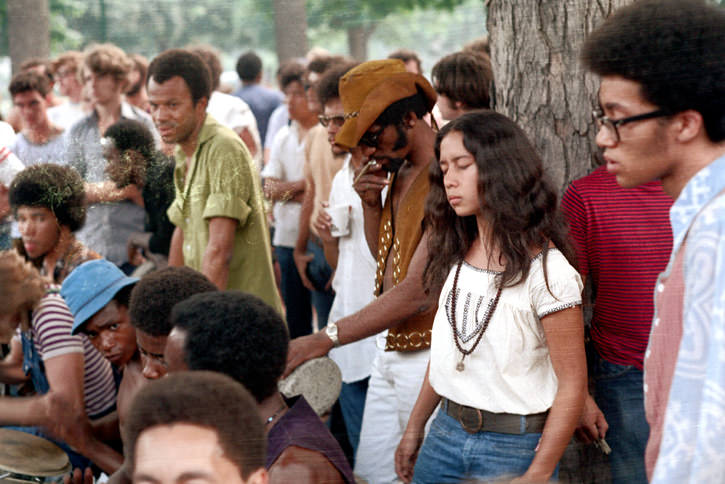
left=447, top=260, right=503, bottom=371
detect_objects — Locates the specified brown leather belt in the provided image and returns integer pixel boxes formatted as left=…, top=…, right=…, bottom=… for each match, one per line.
left=442, top=398, right=548, bottom=435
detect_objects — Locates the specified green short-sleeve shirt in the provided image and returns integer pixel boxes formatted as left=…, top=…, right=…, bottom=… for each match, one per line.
left=167, top=115, right=282, bottom=314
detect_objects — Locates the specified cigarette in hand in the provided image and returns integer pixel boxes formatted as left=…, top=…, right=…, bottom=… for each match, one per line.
left=353, top=159, right=378, bottom=185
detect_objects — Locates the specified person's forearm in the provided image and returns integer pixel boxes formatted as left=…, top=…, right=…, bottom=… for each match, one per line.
left=167, top=227, right=184, bottom=267
left=83, top=437, right=123, bottom=474
left=337, top=275, right=436, bottom=345
left=406, top=365, right=440, bottom=431
left=0, top=395, right=45, bottom=426
left=201, top=242, right=233, bottom=290
left=322, top=240, right=339, bottom=270
left=524, top=379, right=586, bottom=480
left=296, top=183, right=314, bottom=252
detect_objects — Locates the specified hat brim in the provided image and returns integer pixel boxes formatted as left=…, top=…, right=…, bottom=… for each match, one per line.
left=70, top=276, right=138, bottom=335
left=336, top=72, right=437, bottom=148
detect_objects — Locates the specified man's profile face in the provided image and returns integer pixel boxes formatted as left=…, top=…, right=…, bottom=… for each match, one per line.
left=55, top=64, right=82, bottom=98
left=148, top=76, right=205, bottom=146
left=436, top=93, right=462, bottom=122
left=322, top=98, right=347, bottom=156
left=135, top=329, right=169, bottom=380
left=13, top=90, right=48, bottom=128
left=133, top=423, right=248, bottom=484
left=596, top=75, right=674, bottom=188
left=16, top=206, right=61, bottom=260
left=83, top=300, right=137, bottom=368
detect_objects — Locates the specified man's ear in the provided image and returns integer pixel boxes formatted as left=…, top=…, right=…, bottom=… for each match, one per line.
left=674, top=109, right=704, bottom=143
left=403, top=111, right=418, bottom=129
left=195, top=96, right=209, bottom=115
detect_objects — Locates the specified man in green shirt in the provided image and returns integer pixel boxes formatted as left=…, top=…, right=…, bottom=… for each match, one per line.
left=146, top=49, right=281, bottom=314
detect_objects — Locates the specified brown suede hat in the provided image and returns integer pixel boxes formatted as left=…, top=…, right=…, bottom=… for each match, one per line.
left=335, top=59, right=437, bottom=148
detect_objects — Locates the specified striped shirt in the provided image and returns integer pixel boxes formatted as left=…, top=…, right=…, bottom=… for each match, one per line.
left=561, top=166, right=673, bottom=369
left=19, top=289, right=117, bottom=418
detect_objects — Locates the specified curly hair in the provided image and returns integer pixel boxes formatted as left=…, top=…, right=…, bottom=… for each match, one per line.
left=9, top=164, right=86, bottom=232
left=432, top=51, right=492, bottom=110
left=129, top=266, right=217, bottom=336
left=148, top=49, right=211, bottom=105
left=103, top=119, right=156, bottom=187
left=279, top=62, right=306, bottom=91
left=316, top=62, right=358, bottom=108
left=423, top=110, right=575, bottom=292
left=0, top=251, right=45, bottom=330
left=581, top=0, right=725, bottom=142
left=171, top=291, right=289, bottom=403
left=123, top=371, right=266, bottom=480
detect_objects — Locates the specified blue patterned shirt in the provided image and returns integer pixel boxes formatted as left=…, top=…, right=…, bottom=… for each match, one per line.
left=649, top=153, right=725, bottom=483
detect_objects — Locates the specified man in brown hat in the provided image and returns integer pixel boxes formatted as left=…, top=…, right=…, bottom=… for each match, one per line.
left=286, top=59, right=439, bottom=483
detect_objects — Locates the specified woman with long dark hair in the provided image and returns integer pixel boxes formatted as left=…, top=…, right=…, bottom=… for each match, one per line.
left=395, top=110, right=587, bottom=483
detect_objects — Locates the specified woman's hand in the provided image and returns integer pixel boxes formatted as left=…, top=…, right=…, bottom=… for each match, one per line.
left=395, top=423, right=425, bottom=483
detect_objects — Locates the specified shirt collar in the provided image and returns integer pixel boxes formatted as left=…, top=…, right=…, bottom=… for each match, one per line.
left=670, top=153, right=725, bottom=251
left=174, top=113, right=214, bottom=160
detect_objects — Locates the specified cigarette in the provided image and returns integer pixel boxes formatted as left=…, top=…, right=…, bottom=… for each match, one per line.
left=353, top=159, right=378, bottom=185
left=596, top=438, right=612, bottom=455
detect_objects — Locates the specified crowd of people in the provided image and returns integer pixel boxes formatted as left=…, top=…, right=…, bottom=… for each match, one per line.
left=0, top=0, right=723, bottom=482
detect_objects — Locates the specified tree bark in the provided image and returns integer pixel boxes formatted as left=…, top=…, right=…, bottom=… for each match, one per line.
left=273, top=0, right=309, bottom=62
left=487, top=2, right=634, bottom=482
left=7, top=0, right=50, bottom=75
left=347, top=24, right=375, bottom=62
left=487, top=0, right=633, bottom=193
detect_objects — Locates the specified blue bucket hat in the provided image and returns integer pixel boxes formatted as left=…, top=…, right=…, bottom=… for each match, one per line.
left=61, top=259, right=139, bottom=335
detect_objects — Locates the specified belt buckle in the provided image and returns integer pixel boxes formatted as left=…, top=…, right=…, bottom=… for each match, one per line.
left=457, top=404, right=483, bottom=434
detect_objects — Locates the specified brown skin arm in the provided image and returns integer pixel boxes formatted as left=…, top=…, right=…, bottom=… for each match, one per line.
left=0, top=337, right=30, bottom=384
left=512, top=306, right=587, bottom=483
left=202, top=216, right=237, bottom=290
left=167, top=227, right=184, bottom=267
left=238, top=127, right=258, bottom=158
left=285, top=229, right=437, bottom=376
left=293, top=177, right=315, bottom=290
left=353, top=164, right=387, bottom=257
left=84, top=182, right=144, bottom=207
left=0, top=352, right=122, bottom=473
left=269, top=446, right=345, bottom=484
left=0, top=184, right=10, bottom=220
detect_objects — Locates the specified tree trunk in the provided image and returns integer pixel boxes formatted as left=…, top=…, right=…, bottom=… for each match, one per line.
left=273, top=0, right=309, bottom=63
left=7, top=0, right=50, bottom=75
left=487, top=0, right=633, bottom=193
left=487, top=2, right=634, bottom=482
left=347, top=24, right=375, bottom=62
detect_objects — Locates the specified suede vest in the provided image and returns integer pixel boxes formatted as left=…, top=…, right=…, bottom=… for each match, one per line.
left=374, top=167, right=437, bottom=352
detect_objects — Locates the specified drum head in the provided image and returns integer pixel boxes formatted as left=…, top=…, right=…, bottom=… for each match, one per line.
left=278, top=356, right=342, bottom=416
left=0, top=429, right=71, bottom=477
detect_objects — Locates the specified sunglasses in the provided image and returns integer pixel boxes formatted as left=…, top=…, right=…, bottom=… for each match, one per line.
left=318, top=114, right=345, bottom=128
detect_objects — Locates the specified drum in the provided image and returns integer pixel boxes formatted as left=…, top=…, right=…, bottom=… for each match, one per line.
left=0, top=428, right=71, bottom=482
left=279, top=356, right=342, bottom=417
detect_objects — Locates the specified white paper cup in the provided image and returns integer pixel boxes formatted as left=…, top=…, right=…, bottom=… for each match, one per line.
left=328, top=204, right=351, bottom=237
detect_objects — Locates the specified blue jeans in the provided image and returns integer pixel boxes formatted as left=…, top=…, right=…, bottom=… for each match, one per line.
left=275, top=246, right=312, bottom=338
left=339, top=377, right=369, bottom=459
left=592, top=353, right=649, bottom=484
left=413, top=406, right=546, bottom=483
left=306, top=239, right=334, bottom=328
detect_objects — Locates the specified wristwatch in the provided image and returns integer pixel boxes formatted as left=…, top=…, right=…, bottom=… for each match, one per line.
left=325, top=321, right=341, bottom=347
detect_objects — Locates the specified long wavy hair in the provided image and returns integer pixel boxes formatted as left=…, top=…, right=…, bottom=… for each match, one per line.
left=423, top=110, right=575, bottom=292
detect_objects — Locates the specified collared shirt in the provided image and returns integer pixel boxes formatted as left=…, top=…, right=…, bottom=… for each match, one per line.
left=65, top=102, right=158, bottom=265
left=327, top=155, right=378, bottom=383
left=167, top=115, right=282, bottom=314
left=646, top=153, right=725, bottom=483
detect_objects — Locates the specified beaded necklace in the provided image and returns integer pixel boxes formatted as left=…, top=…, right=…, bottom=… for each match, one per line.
left=447, top=260, right=503, bottom=371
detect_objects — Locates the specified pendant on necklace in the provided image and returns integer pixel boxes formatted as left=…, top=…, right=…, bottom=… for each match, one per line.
left=456, top=360, right=465, bottom=372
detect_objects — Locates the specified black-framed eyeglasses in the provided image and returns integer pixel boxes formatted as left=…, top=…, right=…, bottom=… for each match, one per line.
left=592, top=108, right=669, bottom=143
left=359, top=128, right=383, bottom=148
left=318, top=114, right=345, bottom=128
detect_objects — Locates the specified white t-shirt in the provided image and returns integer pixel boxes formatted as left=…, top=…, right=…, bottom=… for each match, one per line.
left=261, top=122, right=305, bottom=248
left=429, top=249, right=583, bottom=414
left=47, top=102, right=86, bottom=130
left=207, top=91, right=262, bottom=171
left=327, top=155, right=378, bottom=383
